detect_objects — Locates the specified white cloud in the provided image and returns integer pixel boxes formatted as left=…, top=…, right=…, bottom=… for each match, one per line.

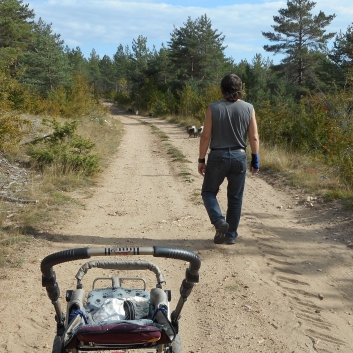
left=28, top=0, right=353, bottom=63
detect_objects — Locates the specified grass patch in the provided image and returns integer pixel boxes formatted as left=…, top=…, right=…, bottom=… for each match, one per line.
left=50, top=191, right=81, bottom=205
left=179, top=171, right=192, bottom=177
left=0, top=107, right=124, bottom=267
left=259, top=142, right=352, bottom=204
left=151, top=128, right=169, bottom=141
left=191, top=189, right=203, bottom=205
left=179, top=170, right=195, bottom=183
left=166, top=144, right=188, bottom=163
left=143, top=120, right=191, bottom=163
left=142, top=121, right=169, bottom=141
left=141, top=119, right=195, bottom=185
left=0, top=231, right=29, bottom=268
left=225, top=284, right=240, bottom=292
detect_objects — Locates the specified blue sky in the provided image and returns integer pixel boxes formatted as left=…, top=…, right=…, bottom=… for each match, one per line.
left=27, top=0, right=353, bottom=64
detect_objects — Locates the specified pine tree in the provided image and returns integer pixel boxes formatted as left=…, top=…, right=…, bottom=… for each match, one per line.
left=0, top=0, right=35, bottom=50
left=64, top=46, right=88, bottom=78
left=330, top=24, right=353, bottom=67
left=112, top=44, right=131, bottom=91
left=262, top=0, right=335, bottom=91
left=0, top=0, right=35, bottom=72
left=87, top=48, right=102, bottom=92
left=130, top=35, right=151, bottom=85
left=20, top=18, right=71, bottom=96
left=146, top=44, right=171, bottom=85
left=169, top=16, right=199, bottom=83
left=99, top=55, right=114, bottom=92
left=168, top=15, right=226, bottom=88
left=128, top=35, right=152, bottom=106
left=329, top=23, right=353, bottom=87
left=196, top=14, right=226, bottom=84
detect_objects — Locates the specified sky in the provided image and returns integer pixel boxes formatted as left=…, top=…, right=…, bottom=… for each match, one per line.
left=27, top=0, right=353, bottom=64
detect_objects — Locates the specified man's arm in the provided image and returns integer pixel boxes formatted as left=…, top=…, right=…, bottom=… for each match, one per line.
left=248, top=108, right=260, bottom=174
left=198, top=106, right=212, bottom=176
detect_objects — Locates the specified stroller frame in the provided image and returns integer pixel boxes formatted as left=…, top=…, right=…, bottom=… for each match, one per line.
left=41, top=246, right=201, bottom=353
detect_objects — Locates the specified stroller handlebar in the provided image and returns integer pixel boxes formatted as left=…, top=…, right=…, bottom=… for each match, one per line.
left=41, top=246, right=201, bottom=301
left=41, top=246, right=201, bottom=278
left=41, top=247, right=91, bottom=278
left=153, top=246, right=201, bottom=275
left=40, top=246, right=201, bottom=336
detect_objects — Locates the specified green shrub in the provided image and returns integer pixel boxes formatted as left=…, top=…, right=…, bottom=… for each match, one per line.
left=28, top=118, right=99, bottom=175
left=114, top=91, right=131, bottom=107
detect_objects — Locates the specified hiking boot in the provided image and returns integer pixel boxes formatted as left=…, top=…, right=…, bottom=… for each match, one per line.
left=213, top=220, right=229, bottom=244
left=225, top=237, right=236, bottom=245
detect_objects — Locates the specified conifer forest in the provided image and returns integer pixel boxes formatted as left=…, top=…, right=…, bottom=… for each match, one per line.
left=1, top=0, right=353, bottom=188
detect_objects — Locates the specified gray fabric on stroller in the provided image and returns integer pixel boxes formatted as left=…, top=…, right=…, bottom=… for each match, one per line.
left=84, top=287, right=150, bottom=323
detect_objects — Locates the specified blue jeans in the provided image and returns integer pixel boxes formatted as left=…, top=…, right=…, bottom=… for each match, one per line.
left=201, top=149, right=247, bottom=241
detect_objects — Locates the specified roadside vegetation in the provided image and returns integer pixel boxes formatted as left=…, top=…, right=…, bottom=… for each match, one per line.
left=1, top=0, right=353, bottom=268
left=0, top=112, right=123, bottom=268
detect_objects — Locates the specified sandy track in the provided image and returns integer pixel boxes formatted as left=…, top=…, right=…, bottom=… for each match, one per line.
left=1, top=107, right=353, bottom=353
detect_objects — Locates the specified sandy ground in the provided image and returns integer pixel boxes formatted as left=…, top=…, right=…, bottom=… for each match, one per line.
left=1, top=106, right=353, bottom=353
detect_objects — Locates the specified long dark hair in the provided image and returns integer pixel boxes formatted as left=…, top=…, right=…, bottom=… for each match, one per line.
left=221, top=74, right=243, bottom=102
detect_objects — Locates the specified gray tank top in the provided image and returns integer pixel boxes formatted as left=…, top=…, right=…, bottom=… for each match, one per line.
left=209, top=99, right=253, bottom=149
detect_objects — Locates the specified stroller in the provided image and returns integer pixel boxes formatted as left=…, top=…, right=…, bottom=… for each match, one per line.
left=41, top=245, right=201, bottom=353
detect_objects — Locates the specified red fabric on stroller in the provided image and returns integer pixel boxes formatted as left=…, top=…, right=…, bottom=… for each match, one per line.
left=65, top=323, right=161, bottom=349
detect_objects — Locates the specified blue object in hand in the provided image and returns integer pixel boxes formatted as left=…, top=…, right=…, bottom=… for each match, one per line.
left=251, top=154, right=260, bottom=169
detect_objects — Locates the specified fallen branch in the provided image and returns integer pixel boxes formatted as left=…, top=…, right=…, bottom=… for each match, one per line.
left=0, top=194, right=38, bottom=204
left=24, top=134, right=51, bottom=145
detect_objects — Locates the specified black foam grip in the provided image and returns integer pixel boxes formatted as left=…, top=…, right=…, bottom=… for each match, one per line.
left=153, top=246, right=201, bottom=274
left=41, top=248, right=90, bottom=278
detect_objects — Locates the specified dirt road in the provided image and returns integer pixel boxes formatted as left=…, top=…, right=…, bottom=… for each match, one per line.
left=1, top=107, right=353, bottom=353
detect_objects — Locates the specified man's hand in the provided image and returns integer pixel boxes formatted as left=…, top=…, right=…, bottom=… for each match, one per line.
left=198, top=162, right=206, bottom=176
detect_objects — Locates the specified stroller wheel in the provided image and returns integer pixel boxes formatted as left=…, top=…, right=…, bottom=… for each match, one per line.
left=168, top=334, right=182, bottom=353
left=52, top=335, right=65, bottom=353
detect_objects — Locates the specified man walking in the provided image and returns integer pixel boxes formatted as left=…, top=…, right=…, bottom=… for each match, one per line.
left=198, top=74, right=260, bottom=244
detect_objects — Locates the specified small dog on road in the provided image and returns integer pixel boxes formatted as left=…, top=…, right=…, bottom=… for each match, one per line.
left=186, top=125, right=197, bottom=138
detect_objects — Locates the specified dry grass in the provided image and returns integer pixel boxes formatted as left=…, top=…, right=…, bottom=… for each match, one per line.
left=0, top=108, right=124, bottom=267
left=259, top=143, right=352, bottom=204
